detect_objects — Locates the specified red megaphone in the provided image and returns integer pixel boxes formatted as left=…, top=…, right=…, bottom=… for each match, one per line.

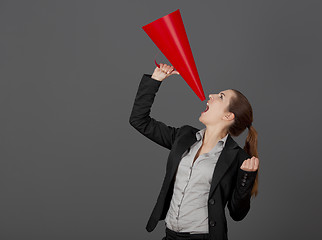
left=142, top=9, right=206, bottom=101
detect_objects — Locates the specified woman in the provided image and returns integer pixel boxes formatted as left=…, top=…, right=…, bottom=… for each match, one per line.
left=129, top=63, right=260, bottom=240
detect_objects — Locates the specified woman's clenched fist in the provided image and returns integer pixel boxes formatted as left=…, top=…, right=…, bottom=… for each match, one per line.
left=240, top=156, right=259, bottom=172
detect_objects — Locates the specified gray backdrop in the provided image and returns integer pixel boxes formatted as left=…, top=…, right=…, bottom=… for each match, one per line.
left=1, top=0, right=321, bottom=239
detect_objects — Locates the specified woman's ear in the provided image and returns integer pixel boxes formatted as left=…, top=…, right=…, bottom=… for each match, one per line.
left=225, top=112, right=235, bottom=121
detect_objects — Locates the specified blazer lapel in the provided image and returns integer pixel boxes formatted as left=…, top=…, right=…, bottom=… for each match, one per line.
left=169, top=128, right=199, bottom=180
left=208, top=135, right=239, bottom=198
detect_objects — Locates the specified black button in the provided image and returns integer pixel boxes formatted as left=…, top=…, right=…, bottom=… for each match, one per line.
left=242, top=179, right=246, bottom=183
left=209, top=199, right=215, bottom=205
left=210, top=220, right=216, bottom=226
left=241, top=182, right=245, bottom=186
left=244, top=173, right=248, bottom=177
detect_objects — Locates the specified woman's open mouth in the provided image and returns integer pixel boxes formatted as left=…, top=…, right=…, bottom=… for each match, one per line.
left=202, top=105, right=209, bottom=113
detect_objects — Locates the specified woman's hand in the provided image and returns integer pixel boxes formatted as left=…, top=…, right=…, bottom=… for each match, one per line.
left=151, top=63, right=180, bottom=82
left=240, top=156, right=259, bottom=172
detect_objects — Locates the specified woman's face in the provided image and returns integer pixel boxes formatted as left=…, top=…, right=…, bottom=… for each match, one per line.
left=199, top=89, right=235, bottom=126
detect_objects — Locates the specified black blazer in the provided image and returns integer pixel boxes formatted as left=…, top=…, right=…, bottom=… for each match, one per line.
left=129, top=74, right=258, bottom=240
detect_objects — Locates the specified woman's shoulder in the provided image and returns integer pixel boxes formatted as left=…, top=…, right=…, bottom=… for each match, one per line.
left=236, top=147, right=252, bottom=161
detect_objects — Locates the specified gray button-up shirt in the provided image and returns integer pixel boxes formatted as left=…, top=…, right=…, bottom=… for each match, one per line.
left=164, top=127, right=228, bottom=234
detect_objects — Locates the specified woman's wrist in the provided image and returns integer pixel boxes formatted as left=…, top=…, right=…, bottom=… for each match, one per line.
left=151, top=74, right=163, bottom=82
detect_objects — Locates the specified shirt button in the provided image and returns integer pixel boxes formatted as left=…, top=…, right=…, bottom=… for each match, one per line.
left=178, top=204, right=180, bottom=207
left=182, top=191, right=184, bottom=194
left=176, top=217, right=178, bottom=220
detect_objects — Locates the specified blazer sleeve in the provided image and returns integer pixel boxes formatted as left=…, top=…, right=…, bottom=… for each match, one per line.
left=227, top=149, right=258, bottom=221
left=129, top=74, right=180, bottom=150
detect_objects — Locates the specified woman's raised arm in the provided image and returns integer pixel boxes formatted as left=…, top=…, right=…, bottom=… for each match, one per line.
left=129, top=64, right=180, bottom=150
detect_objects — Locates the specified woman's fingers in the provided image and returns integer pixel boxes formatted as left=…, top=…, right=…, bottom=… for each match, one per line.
left=254, top=157, right=259, bottom=170
left=159, top=64, right=177, bottom=74
left=159, top=63, right=167, bottom=71
left=164, top=65, right=171, bottom=73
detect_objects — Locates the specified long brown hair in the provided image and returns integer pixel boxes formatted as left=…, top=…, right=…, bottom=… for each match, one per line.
left=227, top=89, right=259, bottom=198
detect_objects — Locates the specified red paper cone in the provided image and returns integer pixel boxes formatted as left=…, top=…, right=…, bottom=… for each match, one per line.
left=142, top=9, right=206, bottom=101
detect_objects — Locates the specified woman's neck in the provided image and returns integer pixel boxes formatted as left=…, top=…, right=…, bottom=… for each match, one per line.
left=203, top=126, right=228, bottom=147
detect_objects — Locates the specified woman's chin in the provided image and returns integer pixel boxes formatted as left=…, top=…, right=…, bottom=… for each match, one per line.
left=199, top=114, right=205, bottom=122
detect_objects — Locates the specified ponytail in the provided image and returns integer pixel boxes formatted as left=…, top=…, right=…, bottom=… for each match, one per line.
left=244, top=125, right=259, bottom=198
